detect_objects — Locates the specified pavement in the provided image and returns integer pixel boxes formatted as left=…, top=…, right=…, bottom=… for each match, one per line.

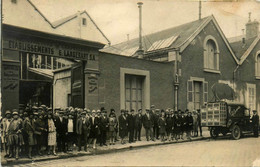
left=1, top=130, right=210, bottom=166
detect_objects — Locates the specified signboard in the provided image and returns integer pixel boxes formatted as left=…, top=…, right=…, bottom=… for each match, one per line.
left=3, top=36, right=98, bottom=61
left=2, top=64, right=19, bottom=92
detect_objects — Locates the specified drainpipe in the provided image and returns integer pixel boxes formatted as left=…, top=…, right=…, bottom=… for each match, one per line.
left=174, top=49, right=180, bottom=111
left=233, top=63, right=240, bottom=100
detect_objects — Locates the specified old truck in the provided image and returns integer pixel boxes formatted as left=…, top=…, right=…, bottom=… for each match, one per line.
left=201, top=101, right=253, bottom=140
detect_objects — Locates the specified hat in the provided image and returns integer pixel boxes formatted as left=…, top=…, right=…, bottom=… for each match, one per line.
left=151, top=105, right=155, bottom=108
left=111, top=109, right=115, bottom=112
left=120, top=109, right=125, bottom=113
left=253, top=110, right=257, bottom=113
left=92, top=110, right=96, bottom=113
left=138, top=109, right=142, bottom=112
left=97, top=110, right=101, bottom=113
left=55, top=107, right=61, bottom=111
left=84, top=108, right=87, bottom=111
left=23, top=112, right=28, bottom=117
left=155, top=109, right=160, bottom=112
left=34, top=112, right=39, bottom=115
left=5, top=110, right=11, bottom=115
left=32, top=106, right=38, bottom=110
left=47, top=108, right=52, bottom=111
left=81, top=112, right=86, bottom=115
left=145, top=108, right=150, bottom=111
left=102, top=110, right=107, bottom=113
left=12, top=111, right=19, bottom=115
left=38, top=107, right=43, bottom=110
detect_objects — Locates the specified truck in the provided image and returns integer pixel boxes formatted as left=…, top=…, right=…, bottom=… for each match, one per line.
left=201, top=101, right=253, bottom=140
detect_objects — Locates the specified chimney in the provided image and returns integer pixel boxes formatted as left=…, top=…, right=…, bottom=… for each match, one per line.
left=137, top=2, right=144, bottom=58
left=246, top=12, right=259, bottom=39
left=199, top=0, right=202, bottom=20
left=242, top=29, right=245, bottom=44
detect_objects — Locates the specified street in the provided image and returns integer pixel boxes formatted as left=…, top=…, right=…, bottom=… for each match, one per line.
left=13, top=136, right=260, bottom=166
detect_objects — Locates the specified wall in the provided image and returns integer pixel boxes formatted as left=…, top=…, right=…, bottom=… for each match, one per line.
left=53, top=69, right=71, bottom=109
left=178, top=20, right=238, bottom=111
left=98, top=52, right=175, bottom=116
left=235, top=40, right=260, bottom=113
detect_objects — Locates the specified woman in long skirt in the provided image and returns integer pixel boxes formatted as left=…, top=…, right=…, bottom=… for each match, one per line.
left=158, top=111, right=166, bottom=142
left=47, top=113, right=57, bottom=155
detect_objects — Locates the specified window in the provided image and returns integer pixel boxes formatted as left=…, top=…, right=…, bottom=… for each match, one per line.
left=204, top=36, right=219, bottom=71
left=82, top=18, right=87, bottom=26
left=247, top=83, right=256, bottom=111
left=256, top=53, right=260, bottom=78
left=125, top=75, right=143, bottom=112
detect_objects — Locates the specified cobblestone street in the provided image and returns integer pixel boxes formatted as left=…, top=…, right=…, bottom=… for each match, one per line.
left=13, top=136, right=260, bottom=167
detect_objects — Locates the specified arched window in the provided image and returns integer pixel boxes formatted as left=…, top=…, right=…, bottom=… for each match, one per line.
left=204, top=36, right=219, bottom=71
left=256, top=53, right=260, bottom=78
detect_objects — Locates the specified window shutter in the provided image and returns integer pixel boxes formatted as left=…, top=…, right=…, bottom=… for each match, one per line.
left=187, top=80, right=193, bottom=102
left=203, top=81, right=208, bottom=103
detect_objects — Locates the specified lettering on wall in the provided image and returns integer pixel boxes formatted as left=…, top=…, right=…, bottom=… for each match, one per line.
left=2, top=64, right=19, bottom=92
left=4, top=39, right=98, bottom=61
left=88, top=75, right=98, bottom=93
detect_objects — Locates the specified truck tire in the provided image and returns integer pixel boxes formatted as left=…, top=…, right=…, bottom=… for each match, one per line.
left=231, top=125, right=241, bottom=140
left=210, top=128, right=219, bottom=139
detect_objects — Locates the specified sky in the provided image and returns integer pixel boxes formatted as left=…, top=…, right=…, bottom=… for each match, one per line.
left=31, top=0, right=260, bottom=45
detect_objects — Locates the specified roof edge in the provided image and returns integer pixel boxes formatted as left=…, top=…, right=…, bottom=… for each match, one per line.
left=239, top=35, right=260, bottom=65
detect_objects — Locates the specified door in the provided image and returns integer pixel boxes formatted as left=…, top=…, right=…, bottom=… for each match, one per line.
left=194, top=81, right=202, bottom=110
left=71, top=63, right=84, bottom=108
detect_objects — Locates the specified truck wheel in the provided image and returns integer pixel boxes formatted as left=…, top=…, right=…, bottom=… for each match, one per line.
left=231, top=125, right=241, bottom=140
left=210, top=128, right=219, bottom=139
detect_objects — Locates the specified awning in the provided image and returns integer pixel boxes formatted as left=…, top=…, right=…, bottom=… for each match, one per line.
left=28, top=68, right=53, bottom=79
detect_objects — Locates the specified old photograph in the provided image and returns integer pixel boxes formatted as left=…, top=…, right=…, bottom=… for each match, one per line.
left=1, top=0, right=260, bottom=166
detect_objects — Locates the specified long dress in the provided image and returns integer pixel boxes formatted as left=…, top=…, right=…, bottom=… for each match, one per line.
left=48, top=119, right=56, bottom=146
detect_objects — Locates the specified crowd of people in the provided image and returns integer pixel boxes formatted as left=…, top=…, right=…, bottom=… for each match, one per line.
left=0, top=104, right=203, bottom=160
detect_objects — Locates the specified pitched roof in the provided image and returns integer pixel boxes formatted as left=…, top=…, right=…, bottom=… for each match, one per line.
left=25, top=0, right=110, bottom=44
left=101, top=15, right=239, bottom=64
left=230, top=36, right=257, bottom=59
left=101, top=16, right=210, bottom=56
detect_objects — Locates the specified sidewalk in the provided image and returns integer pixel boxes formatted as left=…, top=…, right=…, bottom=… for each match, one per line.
left=1, top=131, right=210, bottom=166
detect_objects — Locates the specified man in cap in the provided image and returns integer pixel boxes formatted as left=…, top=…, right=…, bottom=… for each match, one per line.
left=2, top=110, right=12, bottom=157
left=110, top=109, right=119, bottom=141
left=23, top=111, right=36, bottom=158
left=251, top=110, right=259, bottom=137
left=118, top=109, right=128, bottom=144
left=76, top=111, right=91, bottom=152
left=153, top=109, right=160, bottom=140
left=54, top=109, right=68, bottom=153
left=89, top=110, right=99, bottom=149
left=7, top=110, right=23, bottom=159
left=99, top=110, right=109, bottom=146
left=143, top=109, right=154, bottom=141
left=127, top=109, right=135, bottom=143
left=134, top=109, right=143, bottom=141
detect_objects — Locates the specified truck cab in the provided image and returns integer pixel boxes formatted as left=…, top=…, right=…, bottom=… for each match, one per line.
left=201, top=101, right=252, bottom=140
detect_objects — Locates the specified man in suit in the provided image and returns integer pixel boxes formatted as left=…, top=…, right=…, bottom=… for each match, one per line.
left=128, top=109, right=135, bottom=143
left=252, top=110, right=259, bottom=137
left=153, top=109, right=160, bottom=140
left=54, top=109, right=68, bottom=153
left=134, top=109, right=143, bottom=141
left=99, top=110, right=109, bottom=146
left=143, top=109, right=154, bottom=141
left=76, top=112, right=91, bottom=152
left=119, top=109, right=128, bottom=144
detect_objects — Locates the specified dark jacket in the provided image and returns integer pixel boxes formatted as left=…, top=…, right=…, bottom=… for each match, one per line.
left=76, top=117, right=91, bottom=135
left=135, top=114, right=143, bottom=129
left=118, top=115, right=128, bottom=131
left=143, top=113, right=154, bottom=129
left=153, top=114, right=159, bottom=127
left=127, top=114, right=135, bottom=131
left=252, top=114, right=259, bottom=127
left=54, top=116, right=68, bottom=134
left=186, top=115, right=193, bottom=131
left=99, top=116, right=109, bottom=131
left=34, top=118, right=47, bottom=135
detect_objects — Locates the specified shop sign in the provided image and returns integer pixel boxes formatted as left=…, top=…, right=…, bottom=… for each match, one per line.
left=2, top=64, right=19, bottom=92
left=3, top=38, right=97, bottom=61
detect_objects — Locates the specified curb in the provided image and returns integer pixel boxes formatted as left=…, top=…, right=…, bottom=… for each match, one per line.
left=1, top=136, right=210, bottom=166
